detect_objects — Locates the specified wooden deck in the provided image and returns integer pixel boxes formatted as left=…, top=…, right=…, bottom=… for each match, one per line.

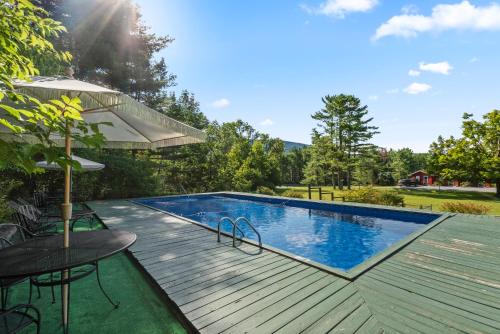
left=88, top=200, right=500, bottom=334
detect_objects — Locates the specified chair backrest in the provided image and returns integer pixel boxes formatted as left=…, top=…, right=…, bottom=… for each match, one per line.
left=11, top=211, right=38, bottom=234
left=16, top=204, right=41, bottom=221
left=33, top=191, right=47, bottom=208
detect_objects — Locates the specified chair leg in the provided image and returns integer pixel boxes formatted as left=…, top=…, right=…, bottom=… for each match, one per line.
left=2, top=287, right=8, bottom=309
left=95, top=263, right=119, bottom=308
left=1, top=287, right=5, bottom=310
left=50, top=273, right=56, bottom=304
left=28, top=279, right=33, bottom=304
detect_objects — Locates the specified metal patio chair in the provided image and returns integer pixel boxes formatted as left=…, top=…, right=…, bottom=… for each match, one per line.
left=0, top=225, right=33, bottom=310
left=0, top=304, right=40, bottom=334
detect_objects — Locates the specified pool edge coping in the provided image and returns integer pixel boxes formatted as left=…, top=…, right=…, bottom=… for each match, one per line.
left=129, top=191, right=451, bottom=281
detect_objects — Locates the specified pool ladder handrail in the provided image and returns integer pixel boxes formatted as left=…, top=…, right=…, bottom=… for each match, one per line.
left=217, top=216, right=262, bottom=248
left=234, top=217, right=262, bottom=248
left=218, top=217, right=245, bottom=247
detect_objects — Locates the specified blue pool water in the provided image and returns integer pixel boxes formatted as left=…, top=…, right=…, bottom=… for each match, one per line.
left=136, top=194, right=440, bottom=271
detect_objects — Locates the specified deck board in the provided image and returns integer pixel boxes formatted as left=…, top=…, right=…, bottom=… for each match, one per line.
left=355, top=214, right=500, bottom=334
left=89, top=199, right=500, bottom=334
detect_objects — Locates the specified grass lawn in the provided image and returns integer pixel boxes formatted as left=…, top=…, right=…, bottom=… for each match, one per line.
left=8, top=219, right=187, bottom=334
left=278, top=186, right=500, bottom=216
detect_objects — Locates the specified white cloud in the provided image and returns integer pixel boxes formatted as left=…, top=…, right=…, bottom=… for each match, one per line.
left=260, top=118, right=274, bottom=126
left=386, top=88, right=399, bottom=94
left=419, top=61, right=453, bottom=74
left=373, top=1, right=500, bottom=40
left=368, top=95, right=379, bottom=101
left=408, top=69, right=421, bottom=77
left=210, top=98, right=230, bottom=109
left=302, top=0, right=378, bottom=18
left=404, top=82, right=432, bottom=94
left=469, top=56, right=479, bottom=63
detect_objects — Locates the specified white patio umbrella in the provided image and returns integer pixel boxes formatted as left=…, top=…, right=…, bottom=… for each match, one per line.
left=36, top=155, right=105, bottom=171
left=0, top=76, right=205, bottom=329
left=37, top=155, right=105, bottom=196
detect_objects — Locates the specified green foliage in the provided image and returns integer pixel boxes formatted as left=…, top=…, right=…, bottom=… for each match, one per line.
left=281, top=147, right=308, bottom=185
left=390, top=148, right=426, bottom=181
left=69, top=149, right=160, bottom=200
left=307, top=94, right=379, bottom=189
left=0, top=179, right=22, bottom=223
left=428, top=110, right=500, bottom=196
left=2, top=1, right=286, bottom=200
left=256, top=186, right=276, bottom=196
left=379, top=191, right=405, bottom=207
left=281, top=189, right=304, bottom=199
left=0, top=1, right=104, bottom=173
left=440, top=202, right=491, bottom=215
left=345, top=187, right=404, bottom=207
left=35, top=0, right=176, bottom=106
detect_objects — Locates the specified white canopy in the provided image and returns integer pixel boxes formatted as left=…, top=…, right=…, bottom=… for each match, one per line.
left=1, top=76, right=206, bottom=149
left=36, top=155, right=105, bottom=171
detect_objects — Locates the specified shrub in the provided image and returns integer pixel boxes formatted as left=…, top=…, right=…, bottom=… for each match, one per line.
left=0, top=179, right=22, bottom=223
left=379, top=191, right=405, bottom=206
left=345, top=187, right=404, bottom=207
left=281, top=189, right=304, bottom=199
left=256, top=186, right=276, bottom=196
left=441, top=202, right=491, bottom=215
left=345, top=187, right=379, bottom=204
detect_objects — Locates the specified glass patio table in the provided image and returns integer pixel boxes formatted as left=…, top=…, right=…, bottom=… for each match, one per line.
left=0, top=229, right=137, bottom=333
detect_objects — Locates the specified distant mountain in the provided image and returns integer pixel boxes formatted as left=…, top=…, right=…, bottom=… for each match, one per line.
left=283, top=141, right=308, bottom=152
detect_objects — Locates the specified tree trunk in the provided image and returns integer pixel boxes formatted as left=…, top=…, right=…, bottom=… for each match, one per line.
left=331, top=168, right=336, bottom=189
left=496, top=180, right=500, bottom=198
left=347, top=169, right=351, bottom=190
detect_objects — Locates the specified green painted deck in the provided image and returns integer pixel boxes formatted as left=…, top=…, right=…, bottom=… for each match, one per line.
left=88, top=200, right=500, bottom=334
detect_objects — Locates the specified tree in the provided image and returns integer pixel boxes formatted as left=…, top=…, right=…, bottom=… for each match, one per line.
left=390, top=148, right=418, bottom=181
left=35, top=0, right=176, bottom=107
left=0, top=0, right=103, bottom=173
left=302, top=133, right=334, bottom=186
left=160, top=90, right=209, bottom=129
left=481, top=110, right=500, bottom=197
left=281, top=147, right=308, bottom=185
left=428, top=111, right=500, bottom=196
left=310, top=94, right=379, bottom=189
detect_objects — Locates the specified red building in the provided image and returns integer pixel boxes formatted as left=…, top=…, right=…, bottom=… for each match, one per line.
left=409, top=170, right=435, bottom=185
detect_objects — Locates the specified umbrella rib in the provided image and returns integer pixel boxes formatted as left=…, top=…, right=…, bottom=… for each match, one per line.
left=82, top=91, right=154, bottom=143
left=151, top=134, right=189, bottom=143
left=83, top=90, right=120, bottom=107
left=83, top=104, right=125, bottom=113
left=108, top=109, right=155, bottom=144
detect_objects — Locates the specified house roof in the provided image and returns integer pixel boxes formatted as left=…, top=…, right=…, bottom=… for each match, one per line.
left=409, top=169, right=428, bottom=176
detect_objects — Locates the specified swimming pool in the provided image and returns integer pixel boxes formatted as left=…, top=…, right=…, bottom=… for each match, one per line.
left=135, top=193, right=441, bottom=272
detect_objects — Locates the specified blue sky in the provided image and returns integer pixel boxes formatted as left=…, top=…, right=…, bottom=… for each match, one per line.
left=134, top=0, right=499, bottom=152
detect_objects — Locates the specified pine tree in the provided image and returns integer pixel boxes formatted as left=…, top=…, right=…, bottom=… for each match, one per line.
left=311, top=94, right=379, bottom=189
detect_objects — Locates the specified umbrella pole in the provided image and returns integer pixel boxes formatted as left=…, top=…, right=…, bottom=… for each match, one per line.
left=61, top=121, right=73, bottom=332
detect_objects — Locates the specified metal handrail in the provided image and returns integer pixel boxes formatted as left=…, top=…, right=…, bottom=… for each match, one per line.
left=234, top=217, right=262, bottom=248
left=217, top=217, right=245, bottom=247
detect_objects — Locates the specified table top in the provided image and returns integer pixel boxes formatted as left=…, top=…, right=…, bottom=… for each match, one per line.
left=0, top=230, right=136, bottom=279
